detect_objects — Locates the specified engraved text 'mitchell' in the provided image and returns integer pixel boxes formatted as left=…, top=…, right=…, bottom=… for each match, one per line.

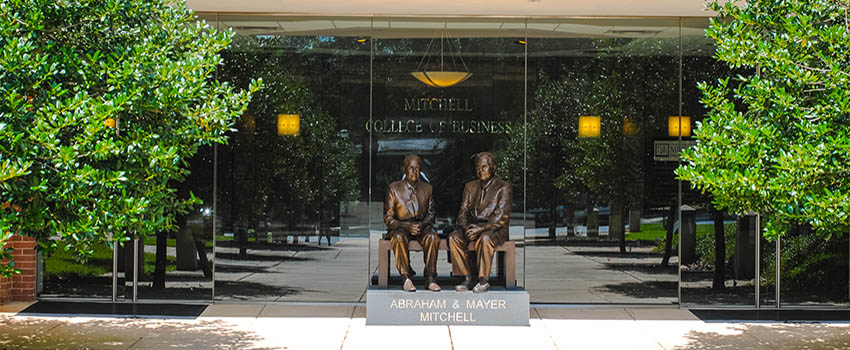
left=420, top=311, right=476, bottom=322
left=404, top=97, right=474, bottom=112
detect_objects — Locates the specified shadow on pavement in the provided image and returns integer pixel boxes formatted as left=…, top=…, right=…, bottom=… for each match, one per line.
left=690, top=309, right=850, bottom=322
left=215, top=252, right=316, bottom=262
left=668, top=323, right=850, bottom=350
left=599, top=281, right=678, bottom=299
left=0, top=316, right=275, bottom=350
left=602, top=262, right=679, bottom=275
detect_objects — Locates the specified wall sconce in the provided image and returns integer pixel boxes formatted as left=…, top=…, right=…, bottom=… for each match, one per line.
left=578, top=116, right=601, bottom=138
left=277, top=114, right=300, bottom=136
left=668, top=116, right=691, bottom=137
left=623, top=117, right=638, bottom=136
left=241, top=115, right=256, bottom=133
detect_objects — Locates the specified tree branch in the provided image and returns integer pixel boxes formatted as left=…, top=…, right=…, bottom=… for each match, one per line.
left=790, top=61, right=830, bottom=73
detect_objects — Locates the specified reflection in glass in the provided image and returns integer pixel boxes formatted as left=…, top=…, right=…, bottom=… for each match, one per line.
left=759, top=220, right=777, bottom=307
left=520, top=18, right=681, bottom=304
left=139, top=149, right=214, bottom=301
left=41, top=242, right=120, bottom=299
left=680, top=210, right=757, bottom=306
left=679, top=41, right=756, bottom=306
left=213, top=19, right=370, bottom=301
left=773, top=226, right=848, bottom=307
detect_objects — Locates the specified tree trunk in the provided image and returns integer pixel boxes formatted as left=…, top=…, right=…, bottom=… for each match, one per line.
left=195, top=236, right=212, bottom=278
left=619, top=219, right=627, bottom=254
left=153, top=230, right=167, bottom=289
left=238, top=227, right=248, bottom=258
left=712, top=206, right=726, bottom=290
left=661, top=200, right=676, bottom=267
left=616, top=203, right=626, bottom=254
left=549, top=200, right=557, bottom=241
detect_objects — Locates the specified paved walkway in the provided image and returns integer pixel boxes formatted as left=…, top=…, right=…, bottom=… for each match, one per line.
left=83, top=236, right=680, bottom=304
left=2, top=302, right=849, bottom=349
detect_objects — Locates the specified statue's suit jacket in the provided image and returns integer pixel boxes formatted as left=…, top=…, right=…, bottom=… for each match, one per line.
left=457, top=178, right=512, bottom=246
left=383, top=180, right=436, bottom=239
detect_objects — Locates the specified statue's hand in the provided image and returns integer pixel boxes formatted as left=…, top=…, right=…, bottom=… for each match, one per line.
left=410, top=223, right=421, bottom=236
left=465, top=226, right=483, bottom=240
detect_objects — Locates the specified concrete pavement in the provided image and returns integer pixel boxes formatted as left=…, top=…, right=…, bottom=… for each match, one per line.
left=2, top=301, right=850, bottom=349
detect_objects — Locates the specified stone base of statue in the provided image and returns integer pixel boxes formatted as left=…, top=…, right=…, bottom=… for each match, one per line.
left=366, top=287, right=529, bottom=326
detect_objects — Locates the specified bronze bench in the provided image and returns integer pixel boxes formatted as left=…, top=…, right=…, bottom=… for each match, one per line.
left=377, top=238, right=516, bottom=289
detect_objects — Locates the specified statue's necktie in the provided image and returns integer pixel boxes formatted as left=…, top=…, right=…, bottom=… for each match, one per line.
left=478, top=183, right=487, bottom=214
left=408, top=183, right=419, bottom=215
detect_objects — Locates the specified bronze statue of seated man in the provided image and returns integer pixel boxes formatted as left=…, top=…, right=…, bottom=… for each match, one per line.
left=383, top=154, right=441, bottom=292
left=449, top=152, right=512, bottom=293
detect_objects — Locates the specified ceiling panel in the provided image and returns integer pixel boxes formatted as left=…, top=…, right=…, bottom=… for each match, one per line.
left=189, top=0, right=713, bottom=17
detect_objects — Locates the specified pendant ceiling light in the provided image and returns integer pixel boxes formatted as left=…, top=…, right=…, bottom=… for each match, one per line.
left=411, top=26, right=472, bottom=88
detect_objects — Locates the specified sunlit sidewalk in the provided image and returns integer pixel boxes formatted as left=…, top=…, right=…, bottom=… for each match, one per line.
left=2, top=302, right=849, bottom=349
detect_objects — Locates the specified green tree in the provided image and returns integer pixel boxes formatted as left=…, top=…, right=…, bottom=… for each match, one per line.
left=0, top=0, right=260, bottom=273
left=219, top=37, right=359, bottom=245
left=677, top=0, right=850, bottom=240
left=498, top=62, right=648, bottom=251
left=497, top=71, right=586, bottom=240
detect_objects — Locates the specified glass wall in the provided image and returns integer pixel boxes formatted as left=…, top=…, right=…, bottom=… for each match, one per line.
left=37, top=14, right=849, bottom=308
left=212, top=16, right=371, bottom=302
left=40, top=241, right=119, bottom=299
left=522, top=18, right=681, bottom=304
left=775, top=227, right=848, bottom=307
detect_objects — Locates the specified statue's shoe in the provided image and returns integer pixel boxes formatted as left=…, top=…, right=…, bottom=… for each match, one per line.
left=472, top=282, right=490, bottom=293
left=427, top=282, right=441, bottom=292
left=455, top=277, right=474, bottom=291
left=403, top=278, right=416, bottom=292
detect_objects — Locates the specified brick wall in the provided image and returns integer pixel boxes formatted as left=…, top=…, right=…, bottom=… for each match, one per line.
left=0, top=267, right=10, bottom=305
left=0, top=235, right=37, bottom=305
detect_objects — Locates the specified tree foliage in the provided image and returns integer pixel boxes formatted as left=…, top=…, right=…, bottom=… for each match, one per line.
left=220, top=38, right=359, bottom=231
left=677, top=0, right=850, bottom=240
left=0, top=0, right=260, bottom=273
left=498, top=60, right=653, bottom=216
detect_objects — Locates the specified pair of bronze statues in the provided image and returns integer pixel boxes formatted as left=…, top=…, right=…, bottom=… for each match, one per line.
left=383, top=152, right=512, bottom=293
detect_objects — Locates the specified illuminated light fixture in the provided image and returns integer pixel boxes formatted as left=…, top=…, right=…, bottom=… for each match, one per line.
left=668, top=116, right=691, bottom=137
left=411, top=26, right=472, bottom=88
left=277, top=114, right=300, bottom=136
left=411, top=71, right=472, bottom=88
left=578, top=116, right=601, bottom=138
left=623, top=117, right=638, bottom=136
left=104, top=117, right=116, bottom=128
